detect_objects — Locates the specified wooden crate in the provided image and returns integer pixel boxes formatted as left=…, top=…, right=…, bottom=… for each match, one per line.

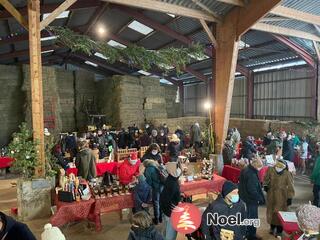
left=139, top=146, right=148, bottom=158
left=116, top=148, right=137, bottom=162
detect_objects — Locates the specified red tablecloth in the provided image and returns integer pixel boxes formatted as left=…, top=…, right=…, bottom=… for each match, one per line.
left=50, top=198, right=97, bottom=228
left=96, top=162, right=118, bottom=176
left=66, top=168, right=78, bottom=176
left=180, top=174, right=226, bottom=194
left=0, top=157, right=14, bottom=169
left=221, top=165, right=241, bottom=183
left=277, top=212, right=302, bottom=240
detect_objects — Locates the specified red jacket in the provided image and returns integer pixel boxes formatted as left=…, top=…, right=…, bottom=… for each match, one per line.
left=118, top=160, right=141, bottom=185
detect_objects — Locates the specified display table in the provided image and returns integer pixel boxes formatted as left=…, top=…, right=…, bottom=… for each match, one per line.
left=221, top=165, right=241, bottom=183
left=96, top=162, right=118, bottom=176
left=50, top=198, right=97, bottom=228
left=181, top=175, right=225, bottom=197
left=0, top=157, right=14, bottom=169
left=51, top=175, right=226, bottom=231
left=94, top=194, right=134, bottom=231
left=277, top=212, right=302, bottom=240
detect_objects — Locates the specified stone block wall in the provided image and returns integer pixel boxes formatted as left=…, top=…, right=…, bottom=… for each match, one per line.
left=0, top=65, right=25, bottom=146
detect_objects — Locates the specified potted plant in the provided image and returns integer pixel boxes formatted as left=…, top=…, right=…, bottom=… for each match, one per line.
left=8, top=123, right=54, bottom=221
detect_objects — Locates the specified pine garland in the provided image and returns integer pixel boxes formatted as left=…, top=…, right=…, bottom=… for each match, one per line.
left=47, top=26, right=205, bottom=73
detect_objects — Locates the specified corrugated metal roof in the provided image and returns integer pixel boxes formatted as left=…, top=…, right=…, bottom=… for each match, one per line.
left=282, top=0, right=320, bottom=15
left=158, top=0, right=233, bottom=16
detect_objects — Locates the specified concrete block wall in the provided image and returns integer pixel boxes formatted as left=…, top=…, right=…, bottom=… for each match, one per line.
left=0, top=65, right=25, bottom=146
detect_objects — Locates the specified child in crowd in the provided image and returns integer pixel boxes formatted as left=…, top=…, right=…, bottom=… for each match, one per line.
left=127, top=211, right=164, bottom=240
left=133, top=175, right=152, bottom=213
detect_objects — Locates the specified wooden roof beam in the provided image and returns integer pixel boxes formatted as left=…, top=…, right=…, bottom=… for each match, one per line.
left=216, top=0, right=244, bottom=7
left=40, top=0, right=78, bottom=30
left=199, top=19, right=217, bottom=47
left=102, top=0, right=220, bottom=22
left=271, top=6, right=320, bottom=26
left=252, top=23, right=320, bottom=42
left=0, top=0, right=100, bottom=20
left=0, top=0, right=28, bottom=30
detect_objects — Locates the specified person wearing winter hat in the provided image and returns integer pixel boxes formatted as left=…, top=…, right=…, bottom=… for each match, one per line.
left=127, top=211, right=164, bottom=240
left=160, top=162, right=182, bottom=240
left=201, top=181, right=247, bottom=240
left=0, top=211, right=36, bottom=240
left=118, top=152, right=141, bottom=185
left=41, top=223, right=65, bottom=240
left=133, top=174, right=152, bottom=214
left=296, top=204, right=320, bottom=239
left=263, top=159, right=295, bottom=237
left=151, top=129, right=158, bottom=144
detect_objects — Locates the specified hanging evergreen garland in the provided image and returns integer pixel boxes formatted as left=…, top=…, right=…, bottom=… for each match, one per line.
left=47, top=26, right=205, bottom=73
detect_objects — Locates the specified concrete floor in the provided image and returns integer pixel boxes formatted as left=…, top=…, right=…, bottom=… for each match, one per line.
left=0, top=174, right=313, bottom=240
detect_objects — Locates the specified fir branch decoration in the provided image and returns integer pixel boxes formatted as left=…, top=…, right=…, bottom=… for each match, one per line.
left=47, top=26, right=205, bottom=73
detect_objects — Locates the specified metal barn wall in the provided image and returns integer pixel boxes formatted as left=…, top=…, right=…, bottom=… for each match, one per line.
left=253, top=67, right=314, bottom=121
left=184, top=83, right=208, bottom=116
left=230, top=76, right=247, bottom=118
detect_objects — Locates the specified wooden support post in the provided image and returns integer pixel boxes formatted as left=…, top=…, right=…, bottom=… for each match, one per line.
left=246, top=71, right=254, bottom=119
left=28, top=0, right=45, bottom=177
left=213, top=18, right=239, bottom=154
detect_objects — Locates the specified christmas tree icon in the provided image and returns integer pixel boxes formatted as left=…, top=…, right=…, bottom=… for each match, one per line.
left=177, top=207, right=197, bottom=231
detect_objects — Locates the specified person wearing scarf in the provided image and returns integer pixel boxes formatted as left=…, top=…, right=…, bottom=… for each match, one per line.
left=263, top=160, right=295, bottom=237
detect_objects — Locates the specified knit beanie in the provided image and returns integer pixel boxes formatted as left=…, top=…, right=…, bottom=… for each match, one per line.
left=296, top=204, right=320, bottom=233
left=222, top=181, right=238, bottom=198
left=41, top=223, right=66, bottom=240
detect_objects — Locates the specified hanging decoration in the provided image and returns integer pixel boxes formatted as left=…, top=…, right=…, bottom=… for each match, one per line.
left=47, top=26, right=205, bottom=73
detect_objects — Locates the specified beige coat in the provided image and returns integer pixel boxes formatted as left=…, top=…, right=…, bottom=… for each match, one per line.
left=263, top=167, right=295, bottom=226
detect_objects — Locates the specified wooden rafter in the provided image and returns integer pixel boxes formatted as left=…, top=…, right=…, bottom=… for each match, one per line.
left=216, top=0, right=244, bottom=7
left=231, top=0, right=282, bottom=38
left=199, top=19, right=217, bottom=46
left=191, top=0, right=221, bottom=21
left=271, top=6, right=320, bottom=26
left=252, top=23, right=320, bottom=42
left=102, top=0, right=219, bottom=22
left=40, top=0, right=78, bottom=30
left=0, top=0, right=28, bottom=30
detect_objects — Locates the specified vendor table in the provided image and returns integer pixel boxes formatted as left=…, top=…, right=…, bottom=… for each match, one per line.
left=51, top=175, right=226, bottom=231
left=221, top=165, right=241, bottom=183
left=50, top=198, right=97, bottom=228
left=0, top=157, right=14, bottom=169
left=277, top=212, right=302, bottom=240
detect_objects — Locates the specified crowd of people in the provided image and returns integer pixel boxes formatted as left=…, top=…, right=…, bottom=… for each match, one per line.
left=2, top=124, right=320, bottom=240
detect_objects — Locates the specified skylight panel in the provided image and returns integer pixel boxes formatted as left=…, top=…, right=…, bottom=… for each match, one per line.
left=94, top=52, right=109, bottom=60
left=43, top=10, right=70, bottom=20
left=107, top=40, right=127, bottom=48
left=41, top=50, right=54, bottom=54
left=128, top=20, right=154, bottom=35
left=41, top=36, right=57, bottom=41
left=138, top=70, right=151, bottom=76
left=85, top=61, right=98, bottom=67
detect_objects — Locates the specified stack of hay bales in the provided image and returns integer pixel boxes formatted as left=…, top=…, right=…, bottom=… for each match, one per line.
left=98, top=75, right=144, bottom=128
left=22, top=65, right=62, bottom=134
left=0, top=65, right=24, bottom=146
left=56, top=69, right=76, bottom=132
left=140, top=76, right=167, bottom=121
left=161, top=84, right=182, bottom=118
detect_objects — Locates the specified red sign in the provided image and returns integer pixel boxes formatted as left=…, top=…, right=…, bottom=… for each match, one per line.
left=171, top=203, right=201, bottom=234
